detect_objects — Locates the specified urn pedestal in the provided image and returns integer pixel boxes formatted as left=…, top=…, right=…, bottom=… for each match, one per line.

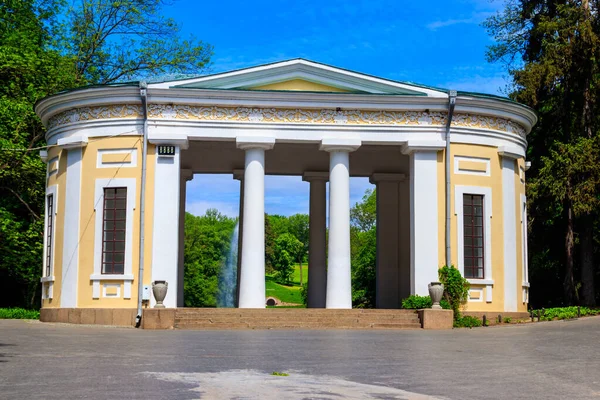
left=152, top=281, right=168, bottom=308
left=428, top=282, right=444, bottom=309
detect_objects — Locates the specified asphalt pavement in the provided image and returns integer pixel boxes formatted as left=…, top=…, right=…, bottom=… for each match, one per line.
left=1, top=316, right=599, bottom=399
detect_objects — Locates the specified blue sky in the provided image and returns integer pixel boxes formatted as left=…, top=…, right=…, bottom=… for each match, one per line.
left=163, top=0, right=508, bottom=217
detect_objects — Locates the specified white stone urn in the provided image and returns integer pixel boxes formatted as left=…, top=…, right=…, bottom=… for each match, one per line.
left=428, top=282, right=444, bottom=309
left=152, top=281, right=168, bottom=308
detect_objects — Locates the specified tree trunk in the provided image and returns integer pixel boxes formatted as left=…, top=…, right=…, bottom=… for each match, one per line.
left=580, top=217, right=596, bottom=306
left=299, top=257, right=303, bottom=286
left=564, top=204, right=577, bottom=305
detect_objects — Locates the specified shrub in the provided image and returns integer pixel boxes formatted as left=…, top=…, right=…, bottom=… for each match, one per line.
left=300, top=283, right=308, bottom=306
left=438, top=265, right=469, bottom=320
left=401, top=295, right=450, bottom=310
left=402, top=295, right=432, bottom=309
left=454, top=315, right=482, bottom=328
left=532, top=306, right=600, bottom=321
left=0, top=308, right=40, bottom=319
left=503, top=317, right=512, bottom=323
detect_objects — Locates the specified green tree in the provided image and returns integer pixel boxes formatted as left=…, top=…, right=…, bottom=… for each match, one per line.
left=350, top=188, right=376, bottom=232
left=350, top=188, right=377, bottom=308
left=287, top=213, right=309, bottom=283
left=0, top=0, right=76, bottom=308
left=183, top=210, right=236, bottom=307
left=485, top=0, right=600, bottom=306
left=60, top=0, right=213, bottom=84
left=272, top=233, right=303, bottom=284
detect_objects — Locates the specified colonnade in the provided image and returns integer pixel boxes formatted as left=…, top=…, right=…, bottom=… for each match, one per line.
left=230, top=137, right=442, bottom=309
left=154, top=138, right=443, bottom=309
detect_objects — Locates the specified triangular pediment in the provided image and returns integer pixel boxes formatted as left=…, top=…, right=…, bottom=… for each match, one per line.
left=149, top=59, right=447, bottom=97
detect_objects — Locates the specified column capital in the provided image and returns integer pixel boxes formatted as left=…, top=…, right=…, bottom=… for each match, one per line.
left=181, top=169, right=194, bottom=182
left=233, top=168, right=244, bottom=181
left=302, top=171, right=329, bottom=182
left=319, top=138, right=361, bottom=153
left=369, top=173, right=406, bottom=184
left=236, top=136, right=275, bottom=151
left=148, top=133, right=189, bottom=149
left=401, top=140, right=445, bottom=155
left=498, top=145, right=524, bottom=160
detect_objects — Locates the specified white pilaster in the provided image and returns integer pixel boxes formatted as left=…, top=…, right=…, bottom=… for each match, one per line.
left=237, top=137, right=275, bottom=308
left=61, top=147, right=83, bottom=307
left=502, top=156, right=518, bottom=311
left=370, top=173, right=407, bottom=308
left=303, top=172, right=328, bottom=308
left=403, top=143, right=443, bottom=296
left=150, top=145, right=184, bottom=308
left=321, top=138, right=360, bottom=309
left=178, top=169, right=193, bottom=307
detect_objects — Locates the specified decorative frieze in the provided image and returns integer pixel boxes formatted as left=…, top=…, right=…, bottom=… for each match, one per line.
left=47, top=103, right=526, bottom=137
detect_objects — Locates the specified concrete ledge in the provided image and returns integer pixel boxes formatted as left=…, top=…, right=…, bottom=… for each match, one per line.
left=418, top=309, right=454, bottom=329
left=40, top=308, right=136, bottom=327
left=142, top=309, right=176, bottom=329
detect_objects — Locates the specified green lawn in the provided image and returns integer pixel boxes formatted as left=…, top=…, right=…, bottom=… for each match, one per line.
left=264, top=264, right=309, bottom=305
left=291, top=263, right=308, bottom=285
left=265, top=277, right=303, bottom=304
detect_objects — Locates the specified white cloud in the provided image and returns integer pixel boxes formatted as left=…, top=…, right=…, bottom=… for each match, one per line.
left=426, top=11, right=493, bottom=31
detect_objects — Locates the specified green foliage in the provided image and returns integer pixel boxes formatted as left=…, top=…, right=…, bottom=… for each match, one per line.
left=271, top=371, right=289, bottom=377
left=438, top=265, right=470, bottom=320
left=485, top=0, right=600, bottom=307
left=533, top=306, right=600, bottom=321
left=273, top=233, right=303, bottom=284
left=0, top=308, right=40, bottom=319
left=351, top=228, right=376, bottom=308
left=401, top=295, right=450, bottom=310
left=300, top=283, right=308, bottom=306
left=59, top=0, right=213, bottom=84
left=454, top=315, right=482, bottom=328
left=350, top=189, right=376, bottom=232
left=0, top=0, right=77, bottom=308
left=503, top=317, right=512, bottom=324
left=183, top=210, right=236, bottom=307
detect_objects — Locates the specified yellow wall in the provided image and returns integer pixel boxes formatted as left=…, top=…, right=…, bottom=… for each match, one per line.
left=74, top=136, right=155, bottom=308
left=250, top=79, right=352, bottom=92
left=41, top=146, right=67, bottom=308
left=443, top=143, right=516, bottom=312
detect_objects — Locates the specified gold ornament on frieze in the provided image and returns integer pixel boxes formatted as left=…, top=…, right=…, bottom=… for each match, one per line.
left=46, top=104, right=526, bottom=137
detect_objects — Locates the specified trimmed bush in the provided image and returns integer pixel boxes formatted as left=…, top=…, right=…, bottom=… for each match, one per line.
left=454, top=315, right=482, bottom=328
left=533, top=306, right=600, bottom=321
left=0, top=308, right=40, bottom=319
left=401, top=295, right=450, bottom=310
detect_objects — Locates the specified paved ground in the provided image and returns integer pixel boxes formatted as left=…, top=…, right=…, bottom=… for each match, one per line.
left=1, top=317, right=600, bottom=399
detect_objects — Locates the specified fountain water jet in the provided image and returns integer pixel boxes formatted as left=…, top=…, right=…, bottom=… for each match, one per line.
left=217, top=222, right=239, bottom=307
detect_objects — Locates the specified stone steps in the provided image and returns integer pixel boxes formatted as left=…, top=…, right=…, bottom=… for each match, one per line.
left=172, top=308, right=422, bottom=330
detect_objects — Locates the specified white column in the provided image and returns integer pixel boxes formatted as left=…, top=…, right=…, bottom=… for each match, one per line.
left=321, top=138, right=360, bottom=309
left=177, top=169, right=193, bottom=307
left=150, top=142, right=186, bottom=308
left=502, top=156, right=518, bottom=311
left=233, top=169, right=244, bottom=307
left=237, top=137, right=275, bottom=308
left=370, top=173, right=407, bottom=309
left=403, top=143, right=444, bottom=296
left=61, top=146, right=84, bottom=307
left=303, top=172, right=328, bottom=308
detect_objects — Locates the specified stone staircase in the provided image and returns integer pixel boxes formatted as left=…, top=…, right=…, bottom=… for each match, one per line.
left=173, top=308, right=422, bottom=330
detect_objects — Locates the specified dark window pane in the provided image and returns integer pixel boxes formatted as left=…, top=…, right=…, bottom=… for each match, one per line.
left=463, top=194, right=485, bottom=280
left=102, top=187, right=127, bottom=275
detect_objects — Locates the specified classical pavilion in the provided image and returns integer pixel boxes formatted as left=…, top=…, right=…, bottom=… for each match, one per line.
left=35, top=59, right=536, bottom=325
